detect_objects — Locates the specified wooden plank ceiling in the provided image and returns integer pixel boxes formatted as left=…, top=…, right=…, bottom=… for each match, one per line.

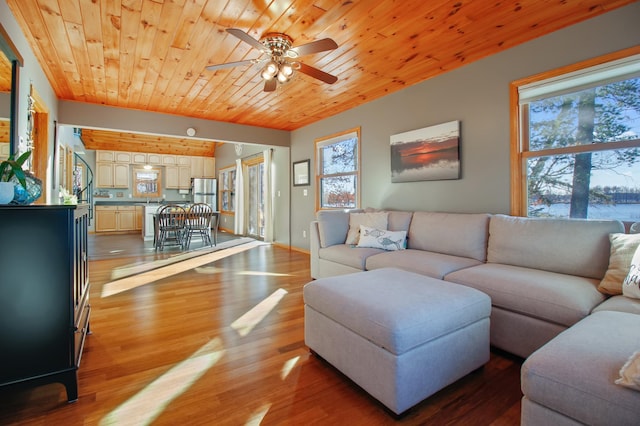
left=79, top=128, right=216, bottom=156
left=6, top=0, right=636, bottom=134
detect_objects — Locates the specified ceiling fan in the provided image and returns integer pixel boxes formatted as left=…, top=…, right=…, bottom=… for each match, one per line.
left=206, top=28, right=339, bottom=92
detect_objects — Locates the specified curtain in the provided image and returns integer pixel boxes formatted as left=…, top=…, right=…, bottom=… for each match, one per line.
left=234, top=158, right=245, bottom=235
left=263, top=149, right=274, bottom=242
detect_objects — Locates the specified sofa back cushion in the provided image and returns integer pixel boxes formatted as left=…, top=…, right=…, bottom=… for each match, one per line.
left=317, top=210, right=351, bottom=248
left=487, top=214, right=624, bottom=279
left=408, top=212, right=490, bottom=261
left=388, top=211, right=414, bottom=232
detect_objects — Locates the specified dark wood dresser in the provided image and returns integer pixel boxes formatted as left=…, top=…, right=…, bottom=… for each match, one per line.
left=0, top=205, right=90, bottom=402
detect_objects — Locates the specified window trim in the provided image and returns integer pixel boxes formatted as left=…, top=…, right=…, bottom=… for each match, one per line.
left=510, top=46, right=640, bottom=216
left=314, top=127, right=361, bottom=210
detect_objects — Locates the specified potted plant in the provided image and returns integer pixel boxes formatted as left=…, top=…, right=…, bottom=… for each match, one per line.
left=0, top=151, right=31, bottom=204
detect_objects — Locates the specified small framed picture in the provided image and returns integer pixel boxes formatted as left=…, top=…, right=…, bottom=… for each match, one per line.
left=293, top=159, right=310, bottom=186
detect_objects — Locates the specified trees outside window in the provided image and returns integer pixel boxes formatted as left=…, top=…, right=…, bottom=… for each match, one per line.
left=219, top=166, right=235, bottom=213
left=315, top=128, right=360, bottom=209
left=512, top=49, right=640, bottom=221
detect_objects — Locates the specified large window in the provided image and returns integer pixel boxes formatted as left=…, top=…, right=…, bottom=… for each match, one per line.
left=511, top=48, right=640, bottom=222
left=315, top=127, right=360, bottom=209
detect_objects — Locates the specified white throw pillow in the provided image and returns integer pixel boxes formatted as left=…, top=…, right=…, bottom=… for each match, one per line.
left=356, top=225, right=406, bottom=251
left=599, top=233, right=640, bottom=295
left=622, top=246, right=640, bottom=299
left=345, top=212, right=388, bottom=245
left=615, top=350, right=640, bottom=391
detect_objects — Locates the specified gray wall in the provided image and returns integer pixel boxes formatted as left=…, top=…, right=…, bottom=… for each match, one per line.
left=58, top=100, right=290, bottom=148
left=289, top=2, right=640, bottom=250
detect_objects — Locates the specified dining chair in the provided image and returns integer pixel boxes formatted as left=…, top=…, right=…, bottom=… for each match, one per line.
left=184, top=203, right=214, bottom=249
left=156, top=204, right=187, bottom=250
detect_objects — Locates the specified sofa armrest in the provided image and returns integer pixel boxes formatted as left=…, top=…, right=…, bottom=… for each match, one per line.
left=310, top=221, right=321, bottom=279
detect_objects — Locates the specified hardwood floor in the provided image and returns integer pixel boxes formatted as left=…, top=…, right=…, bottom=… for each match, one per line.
left=0, top=240, right=523, bottom=425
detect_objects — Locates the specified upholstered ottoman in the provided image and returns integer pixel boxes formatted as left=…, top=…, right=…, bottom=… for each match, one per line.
left=303, top=267, right=491, bottom=414
left=521, top=310, right=640, bottom=426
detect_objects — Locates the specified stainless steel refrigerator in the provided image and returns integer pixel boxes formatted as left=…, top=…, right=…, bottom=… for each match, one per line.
left=191, top=178, right=217, bottom=210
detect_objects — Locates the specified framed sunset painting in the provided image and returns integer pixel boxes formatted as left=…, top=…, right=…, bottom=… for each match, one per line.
left=390, top=120, right=460, bottom=182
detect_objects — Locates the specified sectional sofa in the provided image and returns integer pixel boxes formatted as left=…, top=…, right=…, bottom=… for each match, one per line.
left=309, top=209, right=640, bottom=424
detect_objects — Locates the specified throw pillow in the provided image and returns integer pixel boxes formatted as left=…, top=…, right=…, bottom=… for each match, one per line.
left=615, top=350, right=640, bottom=391
left=622, top=246, right=640, bottom=299
left=598, top=233, right=640, bottom=295
left=345, top=212, right=388, bottom=245
left=356, top=225, right=407, bottom=251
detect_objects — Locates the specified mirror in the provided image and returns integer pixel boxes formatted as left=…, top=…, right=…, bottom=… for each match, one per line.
left=133, top=167, right=162, bottom=198
left=0, top=23, right=23, bottom=156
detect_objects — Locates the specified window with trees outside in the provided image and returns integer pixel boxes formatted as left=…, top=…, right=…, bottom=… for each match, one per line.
left=219, top=166, right=236, bottom=214
left=511, top=48, right=640, bottom=222
left=315, top=127, right=360, bottom=209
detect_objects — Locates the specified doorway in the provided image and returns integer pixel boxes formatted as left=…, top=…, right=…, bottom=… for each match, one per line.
left=245, top=157, right=265, bottom=240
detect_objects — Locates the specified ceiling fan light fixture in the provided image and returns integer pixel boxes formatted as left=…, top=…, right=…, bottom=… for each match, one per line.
left=276, top=71, right=290, bottom=84
left=280, top=62, right=294, bottom=76
left=261, top=60, right=278, bottom=80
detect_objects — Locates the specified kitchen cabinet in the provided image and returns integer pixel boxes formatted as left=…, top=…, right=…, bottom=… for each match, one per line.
left=95, top=205, right=136, bottom=232
left=148, top=154, right=162, bottom=165
left=177, top=155, right=191, bottom=166
left=114, top=152, right=131, bottom=163
left=203, top=157, right=216, bottom=178
left=135, top=205, right=143, bottom=230
left=165, top=165, right=191, bottom=189
left=96, top=151, right=114, bottom=162
left=191, top=157, right=216, bottom=178
left=0, top=143, right=10, bottom=160
left=96, top=163, right=129, bottom=188
left=97, top=150, right=130, bottom=164
left=0, top=205, right=90, bottom=402
left=162, top=155, right=176, bottom=165
left=131, top=153, right=147, bottom=164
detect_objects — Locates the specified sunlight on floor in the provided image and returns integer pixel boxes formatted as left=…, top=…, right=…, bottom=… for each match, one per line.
left=109, top=238, right=257, bottom=280
left=236, top=271, right=292, bottom=277
left=231, top=288, right=288, bottom=337
left=281, top=356, right=300, bottom=380
left=194, top=266, right=292, bottom=277
left=245, top=403, right=272, bottom=425
left=101, top=241, right=265, bottom=297
left=99, top=337, right=225, bottom=426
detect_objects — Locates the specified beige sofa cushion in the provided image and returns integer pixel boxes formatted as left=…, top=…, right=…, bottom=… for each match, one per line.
left=407, top=212, right=490, bottom=261
left=487, top=215, right=623, bottom=279
left=367, top=249, right=482, bottom=280
left=445, top=263, right=606, bottom=327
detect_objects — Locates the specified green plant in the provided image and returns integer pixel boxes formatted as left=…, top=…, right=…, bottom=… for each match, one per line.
left=0, top=151, right=31, bottom=190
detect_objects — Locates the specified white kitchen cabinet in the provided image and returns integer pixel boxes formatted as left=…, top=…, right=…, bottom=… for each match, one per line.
left=131, top=153, right=147, bottom=164
left=162, top=155, right=176, bottom=165
left=148, top=154, right=162, bottom=165
left=96, top=151, right=115, bottom=162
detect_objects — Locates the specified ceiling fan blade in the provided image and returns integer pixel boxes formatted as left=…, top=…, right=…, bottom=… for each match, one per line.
left=297, top=62, right=338, bottom=84
left=264, top=79, right=277, bottom=92
left=226, top=28, right=266, bottom=52
left=289, top=38, right=338, bottom=57
left=206, top=59, right=255, bottom=71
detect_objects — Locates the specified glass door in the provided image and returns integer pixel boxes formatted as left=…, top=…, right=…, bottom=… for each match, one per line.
left=246, top=160, right=265, bottom=239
